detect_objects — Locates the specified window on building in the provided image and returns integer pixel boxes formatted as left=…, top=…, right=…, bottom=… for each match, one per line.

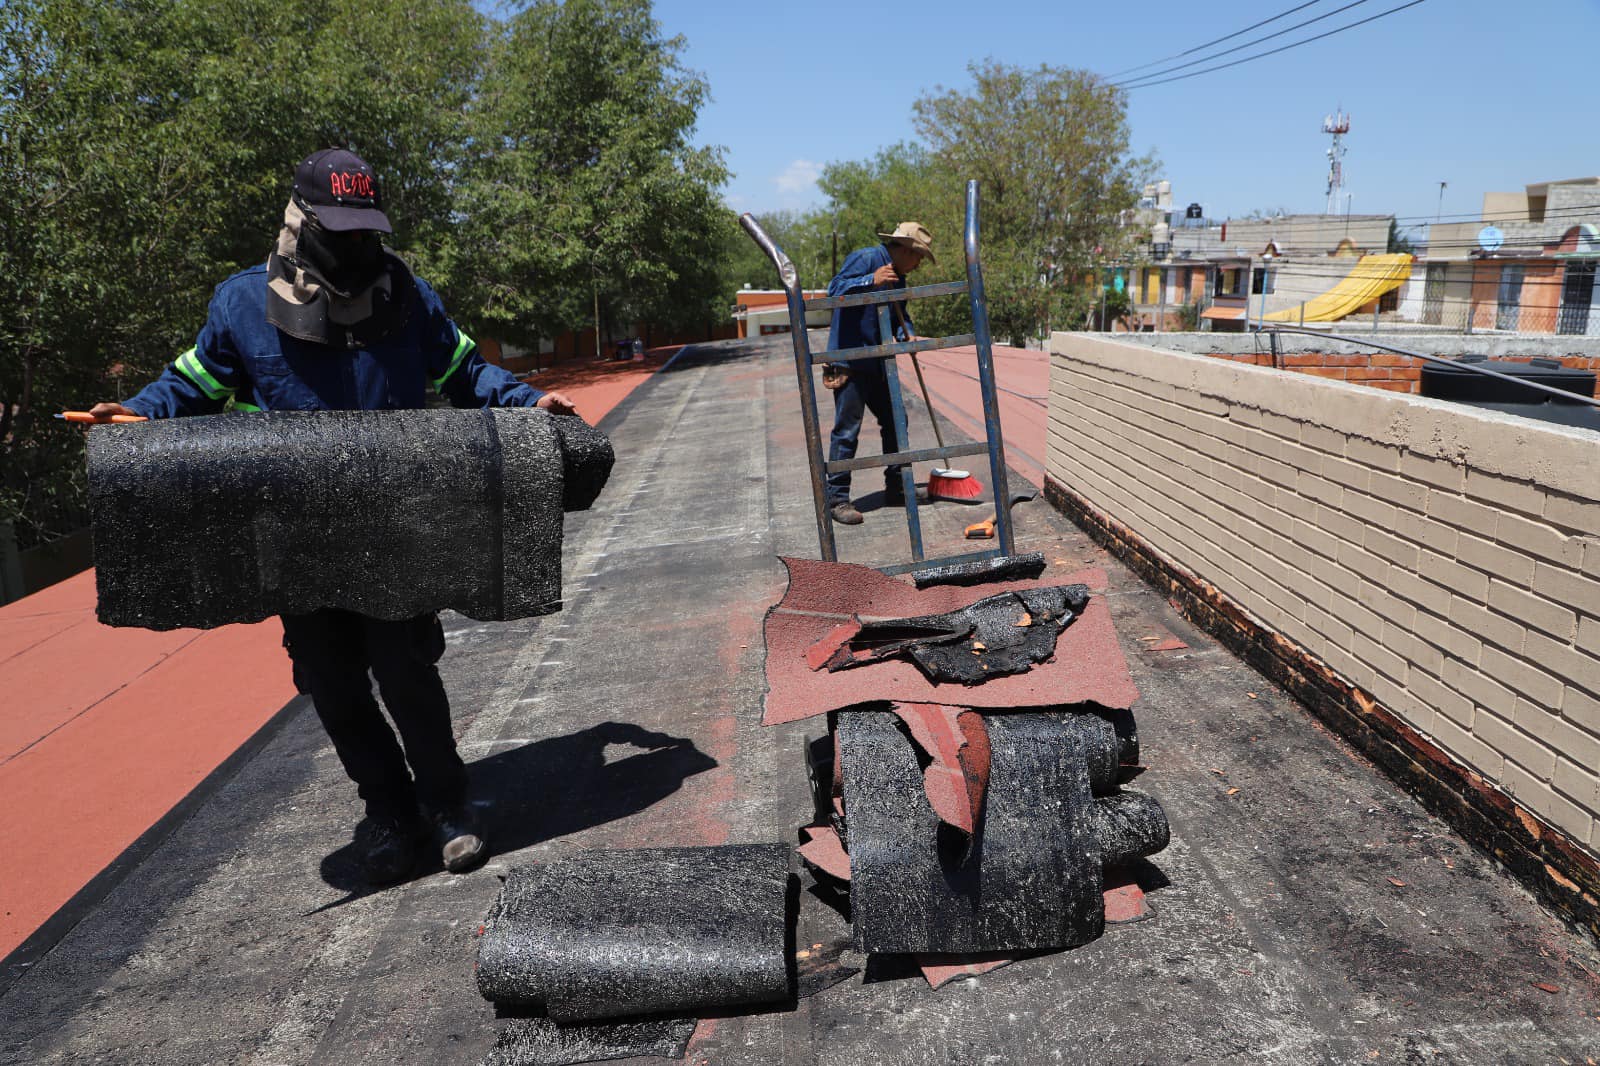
left=1250, top=267, right=1275, bottom=295
left=1214, top=268, right=1245, bottom=297
left=758, top=323, right=792, bottom=336
left=1496, top=264, right=1525, bottom=331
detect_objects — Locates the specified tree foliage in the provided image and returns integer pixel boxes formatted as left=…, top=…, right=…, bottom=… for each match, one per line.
left=910, top=60, right=1154, bottom=343
left=773, top=61, right=1153, bottom=345
left=1, top=0, right=727, bottom=551
left=446, top=0, right=729, bottom=347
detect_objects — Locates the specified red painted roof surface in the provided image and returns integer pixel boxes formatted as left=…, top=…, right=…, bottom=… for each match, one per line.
left=0, top=572, right=296, bottom=958
left=0, top=350, right=673, bottom=960
left=900, top=345, right=1048, bottom=489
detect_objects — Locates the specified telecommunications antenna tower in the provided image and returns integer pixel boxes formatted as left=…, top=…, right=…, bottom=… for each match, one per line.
left=1323, top=108, right=1350, bottom=215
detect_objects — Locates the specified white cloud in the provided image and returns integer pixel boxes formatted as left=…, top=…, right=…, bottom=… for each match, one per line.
left=773, top=159, right=823, bottom=205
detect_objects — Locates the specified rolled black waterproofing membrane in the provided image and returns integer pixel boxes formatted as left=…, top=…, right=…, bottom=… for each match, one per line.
left=483, top=1015, right=697, bottom=1066
left=840, top=710, right=1168, bottom=954
left=88, top=409, right=613, bottom=629
left=476, top=844, right=793, bottom=1023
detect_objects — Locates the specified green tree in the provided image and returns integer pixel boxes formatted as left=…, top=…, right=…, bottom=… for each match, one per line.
left=724, top=207, right=840, bottom=302
left=813, top=142, right=971, bottom=336
left=910, top=60, right=1155, bottom=343
left=1, top=0, right=485, bottom=550
left=448, top=0, right=729, bottom=349
left=1387, top=219, right=1417, bottom=256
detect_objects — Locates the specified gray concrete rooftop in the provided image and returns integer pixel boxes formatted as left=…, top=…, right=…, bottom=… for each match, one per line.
left=4, top=337, right=1599, bottom=1064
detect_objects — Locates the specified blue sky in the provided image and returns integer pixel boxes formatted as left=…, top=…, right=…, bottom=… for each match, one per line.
left=649, top=0, right=1600, bottom=230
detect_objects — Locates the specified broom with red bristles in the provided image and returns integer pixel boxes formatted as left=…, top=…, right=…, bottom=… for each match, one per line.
left=908, top=351, right=984, bottom=503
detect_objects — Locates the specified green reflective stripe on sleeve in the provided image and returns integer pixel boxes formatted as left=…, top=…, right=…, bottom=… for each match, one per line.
left=233, top=401, right=262, bottom=412
left=431, top=328, right=475, bottom=390
left=175, top=347, right=230, bottom=401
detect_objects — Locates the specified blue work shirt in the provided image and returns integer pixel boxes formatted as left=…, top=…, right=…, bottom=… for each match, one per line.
left=827, top=244, right=914, bottom=353
left=124, top=265, right=544, bottom=417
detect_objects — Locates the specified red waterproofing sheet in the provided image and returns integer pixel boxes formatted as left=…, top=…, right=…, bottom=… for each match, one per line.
left=917, top=955, right=1014, bottom=989
left=763, top=559, right=1138, bottom=724
left=797, top=825, right=852, bottom=881
left=888, top=703, right=989, bottom=837
left=1103, top=876, right=1151, bottom=924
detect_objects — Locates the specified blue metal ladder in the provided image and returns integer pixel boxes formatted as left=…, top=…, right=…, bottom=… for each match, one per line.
left=740, top=180, right=1017, bottom=576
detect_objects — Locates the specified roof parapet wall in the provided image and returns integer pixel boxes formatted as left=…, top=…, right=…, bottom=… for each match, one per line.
left=1046, top=331, right=1600, bottom=939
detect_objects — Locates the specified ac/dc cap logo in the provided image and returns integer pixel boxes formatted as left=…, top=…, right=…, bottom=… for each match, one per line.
left=293, top=148, right=392, bottom=233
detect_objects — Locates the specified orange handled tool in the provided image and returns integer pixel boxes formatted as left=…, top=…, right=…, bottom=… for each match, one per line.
left=964, top=490, right=1038, bottom=540
left=56, top=411, right=148, bottom=424
left=964, top=515, right=998, bottom=540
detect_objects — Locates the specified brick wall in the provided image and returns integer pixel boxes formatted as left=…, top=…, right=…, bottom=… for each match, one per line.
left=1199, top=350, right=1600, bottom=398
left=1108, top=332, right=1600, bottom=399
left=1046, top=333, right=1600, bottom=935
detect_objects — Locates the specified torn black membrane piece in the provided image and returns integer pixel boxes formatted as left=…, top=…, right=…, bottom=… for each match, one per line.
left=88, top=408, right=612, bottom=630
left=476, top=844, right=793, bottom=1023
left=911, top=550, right=1047, bottom=589
left=483, top=1015, right=697, bottom=1066
left=824, top=584, right=1090, bottom=684
left=839, top=710, right=1168, bottom=954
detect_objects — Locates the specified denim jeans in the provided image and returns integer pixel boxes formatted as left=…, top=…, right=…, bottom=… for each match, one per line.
left=825, top=361, right=903, bottom=504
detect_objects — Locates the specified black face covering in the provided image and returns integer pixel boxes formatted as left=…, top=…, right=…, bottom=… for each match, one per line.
left=296, top=209, right=386, bottom=296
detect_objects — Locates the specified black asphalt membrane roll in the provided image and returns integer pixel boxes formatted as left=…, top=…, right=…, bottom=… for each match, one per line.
left=483, top=1015, right=697, bottom=1066
left=87, top=408, right=613, bottom=630
left=1092, top=790, right=1171, bottom=868
left=476, top=844, right=793, bottom=1023
left=839, top=710, right=1168, bottom=954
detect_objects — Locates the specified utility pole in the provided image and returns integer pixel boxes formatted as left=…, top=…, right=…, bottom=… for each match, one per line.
left=1436, top=181, right=1447, bottom=223
left=831, top=211, right=839, bottom=278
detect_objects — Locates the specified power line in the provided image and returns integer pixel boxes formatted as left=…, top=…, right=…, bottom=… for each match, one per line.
left=1104, top=0, right=1329, bottom=79
left=1115, top=0, right=1429, bottom=92
left=1157, top=202, right=1600, bottom=228
left=1154, top=206, right=1600, bottom=242
left=1110, top=0, right=1377, bottom=89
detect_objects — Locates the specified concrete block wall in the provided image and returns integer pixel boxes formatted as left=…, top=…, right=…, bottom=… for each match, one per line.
left=1046, top=333, right=1600, bottom=880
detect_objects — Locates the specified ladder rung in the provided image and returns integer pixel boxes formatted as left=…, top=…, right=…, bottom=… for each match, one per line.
left=879, top=548, right=1003, bottom=576
left=804, top=280, right=970, bottom=312
left=824, top=441, right=988, bottom=474
left=814, top=334, right=976, bottom=365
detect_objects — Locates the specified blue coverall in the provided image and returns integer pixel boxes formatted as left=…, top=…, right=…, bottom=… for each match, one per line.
left=825, top=244, right=912, bottom=505
left=123, top=264, right=546, bottom=821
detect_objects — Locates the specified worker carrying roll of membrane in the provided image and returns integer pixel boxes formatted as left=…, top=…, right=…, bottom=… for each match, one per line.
left=88, top=407, right=613, bottom=630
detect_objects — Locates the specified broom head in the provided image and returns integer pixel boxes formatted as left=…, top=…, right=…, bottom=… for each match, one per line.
left=928, top=468, right=985, bottom=502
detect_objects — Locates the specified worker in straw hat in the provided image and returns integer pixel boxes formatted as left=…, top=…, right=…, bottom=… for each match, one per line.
left=822, top=221, right=935, bottom=525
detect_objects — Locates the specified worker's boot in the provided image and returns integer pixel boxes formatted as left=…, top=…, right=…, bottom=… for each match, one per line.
left=882, top=481, right=906, bottom=508
left=361, top=812, right=424, bottom=885
left=431, top=803, right=488, bottom=873
left=830, top=501, right=864, bottom=525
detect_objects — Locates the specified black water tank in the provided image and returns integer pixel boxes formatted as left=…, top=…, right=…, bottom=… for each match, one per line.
left=1420, top=356, right=1600, bottom=432
left=1420, top=356, right=1595, bottom=403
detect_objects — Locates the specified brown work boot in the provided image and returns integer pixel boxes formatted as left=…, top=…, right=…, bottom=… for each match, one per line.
left=830, top=501, right=864, bottom=525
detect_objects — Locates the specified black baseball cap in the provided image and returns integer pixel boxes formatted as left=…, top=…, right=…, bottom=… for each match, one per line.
left=292, top=148, right=392, bottom=233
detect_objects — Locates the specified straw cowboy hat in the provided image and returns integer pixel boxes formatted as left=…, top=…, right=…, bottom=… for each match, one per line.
left=877, top=222, right=936, bottom=264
